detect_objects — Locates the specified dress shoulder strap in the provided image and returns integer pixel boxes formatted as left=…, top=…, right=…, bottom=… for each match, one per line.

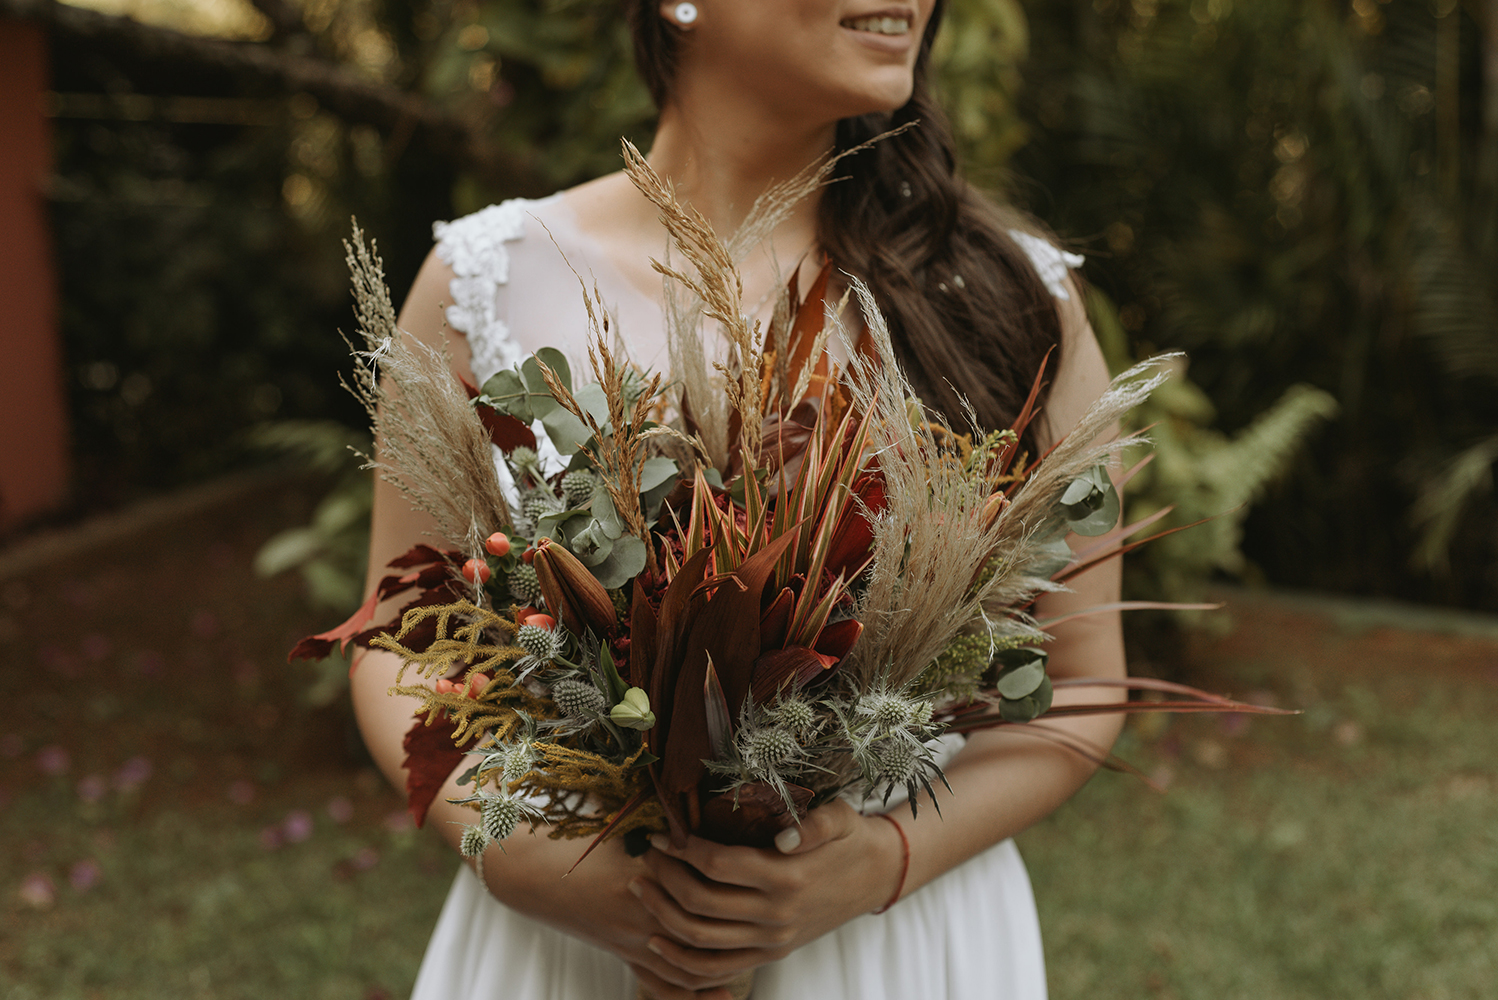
left=1007, top=230, right=1085, bottom=301
left=432, top=197, right=556, bottom=383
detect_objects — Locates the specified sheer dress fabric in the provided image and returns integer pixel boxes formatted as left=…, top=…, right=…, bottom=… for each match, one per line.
left=410, top=195, right=1077, bottom=1000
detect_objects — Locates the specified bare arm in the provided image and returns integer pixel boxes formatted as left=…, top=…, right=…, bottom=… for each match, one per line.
left=349, top=248, right=733, bottom=1000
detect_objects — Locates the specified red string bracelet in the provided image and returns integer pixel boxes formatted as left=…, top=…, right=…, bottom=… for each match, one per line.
left=872, top=813, right=910, bottom=914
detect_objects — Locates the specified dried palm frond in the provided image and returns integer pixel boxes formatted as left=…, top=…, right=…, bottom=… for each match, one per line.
left=840, top=278, right=1170, bottom=692
left=342, top=227, right=511, bottom=555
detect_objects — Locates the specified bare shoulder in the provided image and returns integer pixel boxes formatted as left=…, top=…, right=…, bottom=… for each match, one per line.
left=398, top=245, right=474, bottom=384
left=1039, top=274, right=1112, bottom=450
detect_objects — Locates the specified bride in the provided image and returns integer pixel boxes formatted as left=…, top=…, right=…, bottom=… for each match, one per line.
left=351, top=1, right=1126, bottom=998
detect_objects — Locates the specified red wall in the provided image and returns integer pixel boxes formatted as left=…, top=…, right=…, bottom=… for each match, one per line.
left=0, top=21, right=69, bottom=529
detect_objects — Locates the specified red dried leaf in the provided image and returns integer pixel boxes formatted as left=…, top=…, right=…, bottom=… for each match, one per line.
left=698, top=781, right=813, bottom=848
left=660, top=532, right=796, bottom=800
left=759, top=587, right=795, bottom=650
left=401, top=711, right=464, bottom=828
left=812, top=617, right=862, bottom=661
left=749, top=646, right=838, bottom=704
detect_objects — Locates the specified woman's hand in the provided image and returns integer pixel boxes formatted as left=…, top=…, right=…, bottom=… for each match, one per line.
left=630, top=799, right=905, bottom=983
left=473, top=827, right=738, bottom=1000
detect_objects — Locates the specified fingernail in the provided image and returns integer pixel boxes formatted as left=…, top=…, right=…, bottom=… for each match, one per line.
left=774, top=826, right=801, bottom=853
left=646, top=938, right=664, bottom=956
left=648, top=834, right=668, bottom=852
left=628, top=879, right=644, bottom=898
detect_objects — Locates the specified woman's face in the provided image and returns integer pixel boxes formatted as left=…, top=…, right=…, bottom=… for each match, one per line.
left=663, top=0, right=938, bottom=124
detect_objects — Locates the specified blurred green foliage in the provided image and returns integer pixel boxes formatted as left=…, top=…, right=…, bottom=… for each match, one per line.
left=48, top=0, right=1498, bottom=613
left=1011, top=0, right=1498, bottom=609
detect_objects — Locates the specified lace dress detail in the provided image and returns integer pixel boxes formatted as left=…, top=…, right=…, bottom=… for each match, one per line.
left=1008, top=230, right=1085, bottom=301
left=433, top=198, right=542, bottom=384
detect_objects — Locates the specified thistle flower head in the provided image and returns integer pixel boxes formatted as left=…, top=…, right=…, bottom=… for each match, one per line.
left=516, top=623, right=563, bottom=661
left=859, top=692, right=918, bottom=732
left=873, top=739, right=922, bottom=785
left=481, top=794, right=524, bottom=842
left=459, top=824, right=489, bottom=858
left=508, top=563, right=542, bottom=604
left=551, top=678, right=606, bottom=718
left=766, top=696, right=818, bottom=740
left=741, top=726, right=800, bottom=773
left=561, top=469, right=598, bottom=506
left=522, top=492, right=564, bottom=524
left=499, top=742, right=537, bottom=783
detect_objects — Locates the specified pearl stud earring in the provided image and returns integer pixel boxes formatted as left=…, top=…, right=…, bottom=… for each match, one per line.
left=673, top=2, right=698, bottom=25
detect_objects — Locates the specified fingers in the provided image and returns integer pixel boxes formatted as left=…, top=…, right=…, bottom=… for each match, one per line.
left=776, top=797, right=858, bottom=855
left=645, top=935, right=771, bottom=982
left=641, top=852, right=759, bottom=922
left=629, top=962, right=733, bottom=1000
left=648, top=834, right=768, bottom=889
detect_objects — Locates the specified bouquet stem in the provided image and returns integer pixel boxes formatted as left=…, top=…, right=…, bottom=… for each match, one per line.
left=637, top=970, right=754, bottom=1000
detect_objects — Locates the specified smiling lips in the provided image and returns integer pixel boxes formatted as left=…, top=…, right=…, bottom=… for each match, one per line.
left=842, top=15, right=911, bottom=35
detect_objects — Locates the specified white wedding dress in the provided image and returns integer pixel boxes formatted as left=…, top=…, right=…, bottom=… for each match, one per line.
left=408, top=194, right=1081, bottom=1000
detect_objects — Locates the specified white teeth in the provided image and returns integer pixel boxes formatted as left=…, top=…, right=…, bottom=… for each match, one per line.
left=844, top=15, right=911, bottom=35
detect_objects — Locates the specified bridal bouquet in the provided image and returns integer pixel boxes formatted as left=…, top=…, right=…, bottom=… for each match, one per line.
left=294, top=145, right=1279, bottom=891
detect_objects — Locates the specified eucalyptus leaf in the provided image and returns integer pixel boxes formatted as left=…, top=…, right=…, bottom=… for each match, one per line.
left=999, top=675, right=1054, bottom=723
left=570, top=521, right=616, bottom=567
left=995, top=659, right=1046, bottom=700
left=534, top=507, right=591, bottom=543
left=573, top=382, right=612, bottom=428
left=539, top=407, right=592, bottom=456
left=1056, top=464, right=1120, bottom=537
left=476, top=369, right=533, bottom=425
left=589, top=488, right=626, bottom=541
left=640, top=456, right=678, bottom=492
left=588, top=534, right=648, bottom=589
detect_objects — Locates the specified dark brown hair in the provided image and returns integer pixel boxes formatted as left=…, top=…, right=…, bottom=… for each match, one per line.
left=626, top=0, right=1065, bottom=441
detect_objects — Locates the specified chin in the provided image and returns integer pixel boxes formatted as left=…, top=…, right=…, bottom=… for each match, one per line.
left=828, top=76, right=917, bottom=121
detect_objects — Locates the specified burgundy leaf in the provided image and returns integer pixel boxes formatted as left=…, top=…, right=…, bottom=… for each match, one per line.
left=401, top=711, right=464, bottom=828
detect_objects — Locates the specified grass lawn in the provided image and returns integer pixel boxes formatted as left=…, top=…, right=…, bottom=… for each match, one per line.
left=3, top=475, right=1496, bottom=998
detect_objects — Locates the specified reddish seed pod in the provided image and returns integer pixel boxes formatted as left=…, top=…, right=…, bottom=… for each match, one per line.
left=465, top=673, right=491, bottom=697
left=484, top=532, right=511, bottom=557
left=522, top=613, right=556, bottom=630
left=521, top=546, right=536, bottom=565
left=434, top=678, right=458, bottom=694
left=462, top=558, right=491, bottom=584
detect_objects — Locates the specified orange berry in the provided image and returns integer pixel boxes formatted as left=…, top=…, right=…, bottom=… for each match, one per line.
left=465, top=673, right=491, bottom=697
left=462, top=558, right=491, bottom=584
left=521, top=546, right=535, bottom=564
left=522, top=614, right=556, bottom=630
left=435, top=678, right=457, bottom=694
left=484, top=532, right=511, bottom=557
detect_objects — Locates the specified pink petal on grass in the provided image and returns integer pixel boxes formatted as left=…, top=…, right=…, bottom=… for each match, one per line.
left=18, top=873, right=55, bottom=909
left=69, top=859, right=101, bottom=892
left=113, top=756, right=153, bottom=792
left=36, top=745, right=69, bottom=776
left=282, top=810, right=314, bottom=843
left=326, top=797, right=354, bottom=824
left=76, top=775, right=107, bottom=803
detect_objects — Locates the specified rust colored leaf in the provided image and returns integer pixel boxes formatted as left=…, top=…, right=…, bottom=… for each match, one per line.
left=401, top=711, right=464, bottom=828
left=749, top=646, right=838, bottom=704
left=759, top=586, right=795, bottom=650
left=812, top=617, right=862, bottom=661
left=698, top=781, right=813, bottom=848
